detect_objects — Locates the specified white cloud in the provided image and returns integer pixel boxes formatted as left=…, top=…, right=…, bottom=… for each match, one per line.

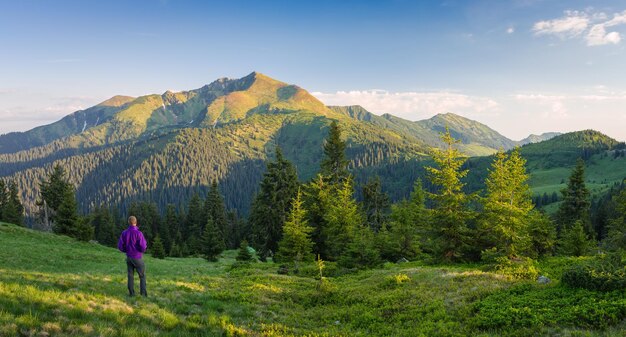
left=533, top=10, right=590, bottom=37
left=507, top=27, right=515, bottom=34
left=312, top=90, right=499, bottom=120
left=533, top=9, right=626, bottom=46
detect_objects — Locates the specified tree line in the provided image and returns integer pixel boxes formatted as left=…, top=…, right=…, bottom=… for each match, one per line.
left=19, top=120, right=626, bottom=268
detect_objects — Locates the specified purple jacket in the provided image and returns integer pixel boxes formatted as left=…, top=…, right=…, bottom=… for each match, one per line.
left=117, top=226, right=147, bottom=259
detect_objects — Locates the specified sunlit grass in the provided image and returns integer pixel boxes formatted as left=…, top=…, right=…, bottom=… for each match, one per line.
left=1, top=222, right=625, bottom=336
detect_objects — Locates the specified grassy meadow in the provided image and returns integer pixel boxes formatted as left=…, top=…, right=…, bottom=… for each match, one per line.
left=1, top=222, right=626, bottom=337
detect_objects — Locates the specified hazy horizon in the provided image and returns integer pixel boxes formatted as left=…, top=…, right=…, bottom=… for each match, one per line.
left=2, top=0, right=626, bottom=141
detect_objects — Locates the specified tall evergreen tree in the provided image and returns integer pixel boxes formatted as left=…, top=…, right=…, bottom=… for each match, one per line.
left=200, top=216, right=225, bottom=262
left=0, top=180, right=8, bottom=222
left=426, top=127, right=475, bottom=262
left=276, top=190, right=314, bottom=266
left=3, top=180, right=24, bottom=226
left=605, top=188, right=626, bottom=251
left=362, top=176, right=391, bottom=233
left=90, top=206, right=116, bottom=246
left=250, top=147, right=299, bottom=259
left=480, top=149, right=533, bottom=258
left=204, top=181, right=228, bottom=240
left=38, top=165, right=73, bottom=231
left=320, top=120, right=349, bottom=185
left=54, top=187, right=92, bottom=241
left=151, top=235, right=166, bottom=259
left=526, top=210, right=557, bottom=258
left=322, top=177, right=362, bottom=261
left=559, top=220, right=593, bottom=256
left=303, top=174, right=331, bottom=258
left=185, top=194, right=204, bottom=254
left=556, top=158, right=591, bottom=235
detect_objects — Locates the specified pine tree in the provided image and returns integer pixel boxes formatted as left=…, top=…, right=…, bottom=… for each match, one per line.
left=605, top=189, right=626, bottom=251
left=185, top=194, right=204, bottom=254
left=236, top=240, right=254, bottom=262
left=320, top=120, right=349, bottom=185
left=250, top=147, right=299, bottom=259
left=556, top=158, right=591, bottom=236
left=303, top=174, right=331, bottom=258
left=559, top=220, right=593, bottom=256
left=322, top=177, right=362, bottom=261
left=38, top=165, right=74, bottom=230
left=200, top=216, right=225, bottom=262
left=151, top=235, right=166, bottom=259
left=480, top=149, right=533, bottom=258
left=54, top=187, right=92, bottom=241
left=339, top=225, right=381, bottom=269
left=426, top=127, right=475, bottom=262
left=91, top=206, right=116, bottom=246
left=204, top=181, right=229, bottom=242
left=276, top=190, right=314, bottom=266
left=2, top=180, right=24, bottom=226
left=362, top=176, right=391, bottom=233
left=0, top=180, right=8, bottom=222
left=526, top=210, right=556, bottom=258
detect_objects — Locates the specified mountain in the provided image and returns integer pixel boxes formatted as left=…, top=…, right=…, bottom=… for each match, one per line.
left=330, top=106, right=517, bottom=156
left=0, top=73, right=428, bottom=221
left=519, top=132, right=561, bottom=146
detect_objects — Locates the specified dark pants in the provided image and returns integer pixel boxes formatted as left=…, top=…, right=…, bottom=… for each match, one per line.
left=126, top=257, right=147, bottom=297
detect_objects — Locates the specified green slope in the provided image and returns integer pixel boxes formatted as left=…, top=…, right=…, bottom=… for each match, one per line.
left=2, top=221, right=625, bottom=336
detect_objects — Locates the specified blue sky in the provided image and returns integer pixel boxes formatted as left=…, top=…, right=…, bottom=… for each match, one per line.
left=1, top=0, right=626, bottom=140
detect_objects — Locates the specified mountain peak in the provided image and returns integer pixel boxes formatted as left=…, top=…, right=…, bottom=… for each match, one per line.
left=97, top=95, right=135, bottom=107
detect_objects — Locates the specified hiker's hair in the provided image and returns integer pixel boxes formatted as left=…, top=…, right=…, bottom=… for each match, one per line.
left=128, top=216, right=137, bottom=225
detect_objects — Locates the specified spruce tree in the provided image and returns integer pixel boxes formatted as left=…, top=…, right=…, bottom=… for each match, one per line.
left=151, top=235, right=166, bottom=259
left=339, top=225, right=381, bottom=269
left=303, top=174, right=331, bottom=258
left=0, top=180, right=7, bottom=222
left=426, top=127, right=475, bottom=262
left=362, top=176, right=391, bottom=233
left=322, top=177, right=362, bottom=261
left=526, top=210, right=556, bottom=258
left=276, top=190, right=314, bottom=266
left=605, top=189, right=626, bottom=251
left=200, top=216, right=225, bottom=262
left=204, top=181, right=229, bottom=242
left=559, top=220, right=593, bottom=256
left=3, top=180, right=24, bottom=226
left=480, top=149, right=533, bottom=258
left=54, top=187, right=92, bottom=241
left=185, top=194, right=204, bottom=254
left=556, top=158, right=591, bottom=235
left=236, top=240, right=254, bottom=262
left=91, top=206, right=116, bottom=246
left=250, top=147, right=299, bottom=259
left=320, top=120, right=349, bottom=185
left=38, top=165, right=74, bottom=230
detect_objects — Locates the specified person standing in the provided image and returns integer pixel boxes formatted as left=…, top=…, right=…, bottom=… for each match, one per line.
left=117, top=216, right=148, bottom=297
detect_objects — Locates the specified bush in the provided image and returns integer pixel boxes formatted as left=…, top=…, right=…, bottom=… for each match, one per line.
left=561, top=254, right=626, bottom=291
left=487, top=256, right=539, bottom=280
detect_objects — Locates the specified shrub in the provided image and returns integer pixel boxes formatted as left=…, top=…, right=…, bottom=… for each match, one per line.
left=492, top=256, right=539, bottom=280
left=561, top=254, right=626, bottom=291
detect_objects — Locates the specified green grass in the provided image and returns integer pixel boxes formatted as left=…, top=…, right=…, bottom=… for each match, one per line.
left=1, top=222, right=626, bottom=336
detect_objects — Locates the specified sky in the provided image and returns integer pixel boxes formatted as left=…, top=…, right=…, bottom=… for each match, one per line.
left=1, top=0, right=626, bottom=140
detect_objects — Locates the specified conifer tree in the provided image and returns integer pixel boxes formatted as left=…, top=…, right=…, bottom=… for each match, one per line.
left=236, top=240, right=254, bottom=262
left=276, top=190, right=314, bottom=266
left=38, top=165, right=74, bottom=230
left=526, top=210, right=556, bottom=258
left=3, top=180, right=24, bottom=226
left=200, top=216, right=225, bottom=262
left=362, top=176, right=391, bottom=233
left=151, top=235, right=166, bottom=259
left=91, top=206, right=116, bottom=246
left=204, top=181, right=228, bottom=240
left=0, top=180, right=8, bottom=222
left=323, top=177, right=362, bottom=260
left=185, top=194, right=204, bottom=253
left=303, top=174, right=331, bottom=258
left=250, top=147, right=299, bottom=259
left=480, top=149, right=533, bottom=257
left=605, top=189, right=626, bottom=251
left=320, top=120, right=349, bottom=185
left=339, top=225, right=381, bottom=269
left=54, top=187, right=92, bottom=241
left=559, top=220, right=593, bottom=256
left=556, top=158, right=591, bottom=235
left=426, top=127, right=475, bottom=262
